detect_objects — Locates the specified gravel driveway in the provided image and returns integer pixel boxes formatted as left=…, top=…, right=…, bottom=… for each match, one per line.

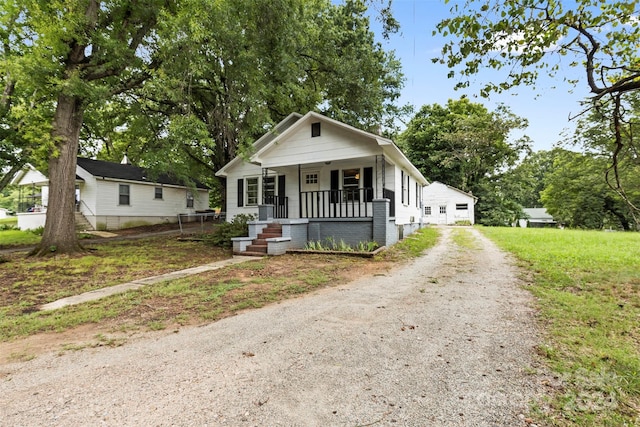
left=1, top=227, right=541, bottom=426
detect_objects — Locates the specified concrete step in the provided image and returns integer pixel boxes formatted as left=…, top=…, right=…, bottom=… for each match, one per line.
left=258, top=233, right=281, bottom=240
left=246, top=244, right=267, bottom=253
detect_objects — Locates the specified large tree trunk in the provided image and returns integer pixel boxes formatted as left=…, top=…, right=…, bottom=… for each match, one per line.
left=30, top=93, right=85, bottom=256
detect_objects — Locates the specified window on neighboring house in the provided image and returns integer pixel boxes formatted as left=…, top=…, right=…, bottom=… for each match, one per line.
left=155, top=187, right=163, bottom=200
left=311, top=122, right=321, bottom=137
left=456, top=203, right=468, bottom=210
left=343, top=168, right=360, bottom=201
left=246, top=177, right=259, bottom=206
left=119, top=184, right=130, bottom=205
left=425, top=206, right=431, bottom=215
left=186, top=191, right=194, bottom=208
left=439, top=205, right=447, bottom=214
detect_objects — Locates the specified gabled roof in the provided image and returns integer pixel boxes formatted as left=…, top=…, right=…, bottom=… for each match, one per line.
left=10, top=164, right=50, bottom=186
left=522, top=208, right=555, bottom=222
left=216, top=113, right=303, bottom=177
left=427, top=181, right=478, bottom=201
left=216, top=111, right=428, bottom=185
left=77, top=158, right=208, bottom=189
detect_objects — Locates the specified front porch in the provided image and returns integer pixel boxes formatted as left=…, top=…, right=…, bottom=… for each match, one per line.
left=259, top=155, right=396, bottom=220
left=233, top=198, right=405, bottom=256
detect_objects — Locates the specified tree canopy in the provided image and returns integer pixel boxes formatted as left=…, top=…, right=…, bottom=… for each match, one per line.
left=398, top=98, right=530, bottom=224
left=434, top=0, right=640, bottom=208
left=0, top=0, right=406, bottom=255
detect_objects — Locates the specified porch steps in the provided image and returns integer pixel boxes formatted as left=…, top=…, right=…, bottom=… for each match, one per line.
left=75, top=212, right=94, bottom=232
left=242, top=223, right=282, bottom=256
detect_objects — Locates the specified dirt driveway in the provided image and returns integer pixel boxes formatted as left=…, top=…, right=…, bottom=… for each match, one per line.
left=0, top=227, right=541, bottom=426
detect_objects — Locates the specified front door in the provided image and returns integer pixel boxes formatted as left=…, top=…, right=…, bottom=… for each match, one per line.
left=301, top=170, right=320, bottom=217
left=439, top=205, right=447, bottom=224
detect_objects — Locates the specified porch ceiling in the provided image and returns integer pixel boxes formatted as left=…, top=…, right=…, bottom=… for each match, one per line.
left=259, top=153, right=381, bottom=170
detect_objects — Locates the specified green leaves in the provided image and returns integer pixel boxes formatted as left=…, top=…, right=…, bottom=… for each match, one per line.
left=399, top=98, right=530, bottom=225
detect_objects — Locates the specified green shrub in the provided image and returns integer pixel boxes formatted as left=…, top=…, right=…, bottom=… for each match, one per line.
left=205, top=214, right=255, bottom=248
left=304, top=238, right=379, bottom=253
left=29, top=226, right=45, bottom=236
left=0, top=223, right=18, bottom=231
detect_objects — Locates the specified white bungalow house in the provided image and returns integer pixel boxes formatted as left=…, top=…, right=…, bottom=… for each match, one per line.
left=423, top=181, right=477, bottom=225
left=518, top=208, right=557, bottom=228
left=216, top=112, right=429, bottom=254
left=11, top=158, right=209, bottom=231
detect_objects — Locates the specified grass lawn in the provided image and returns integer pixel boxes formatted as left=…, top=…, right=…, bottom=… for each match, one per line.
left=0, top=227, right=439, bottom=356
left=0, top=229, right=41, bottom=247
left=0, top=217, right=17, bottom=225
left=480, top=227, right=640, bottom=427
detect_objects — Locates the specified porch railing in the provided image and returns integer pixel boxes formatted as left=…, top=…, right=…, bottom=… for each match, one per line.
left=300, top=188, right=374, bottom=218
left=264, top=195, right=289, bottom=218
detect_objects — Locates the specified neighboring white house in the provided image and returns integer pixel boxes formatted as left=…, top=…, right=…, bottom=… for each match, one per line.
left=216, top=111, right=429, bottom=249
left=0, top=208, right=10, bottom=219
left=12, top=158, right=209, bottom=230
left=423, top=181, right=477, bottom=225
left=518, top=208, right=557, bottom=228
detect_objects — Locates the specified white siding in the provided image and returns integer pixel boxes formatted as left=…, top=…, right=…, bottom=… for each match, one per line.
left=16, top=168, right=48, bottom=186
left=423, top=182, right=476, bottom=225
left=76, top=166, right=99, bottom=216
left=92, top=180, right=206, bottom=217
left=391, top=165, right=423, bottom=226
left=259, top=121, right=381, bottom=168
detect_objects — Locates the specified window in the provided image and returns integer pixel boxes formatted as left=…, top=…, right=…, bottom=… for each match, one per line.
left=425, top=206, right=431, bottom=215
left=246, top=177, right=259, bottom=206
left=155, top=187, right=163, bottom=200
left=439, top=205, right=447, bottom=214
left=264, top=176, right=276, bottom=202
left=456, top=203, right=468, bottom=210
left=401, top=170, right=409, bottom=205
left=119, top=184, right=130, bottom=205
left=186, top=191, right=194, bottom=208
left=305, top=173, right=318, bottom=185
left=311, top=122, right=321, bottom=137
left=415, top=182, right=420, bottom=208
left=343, top=168, right=360, bottom=201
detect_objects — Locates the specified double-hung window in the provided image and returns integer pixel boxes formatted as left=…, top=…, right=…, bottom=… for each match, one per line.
left=246, top=177, right=259, bottom=206
left=186, top=191, right=194, bottom=208
left=155, top=187, right=163, bottom=200
left=119, top=184, right=130, bottom=205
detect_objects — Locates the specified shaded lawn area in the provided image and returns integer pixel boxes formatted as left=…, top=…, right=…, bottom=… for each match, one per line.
left=0, top=228, right=440, bottom=346
left=1, top=237, right=230, bottom=315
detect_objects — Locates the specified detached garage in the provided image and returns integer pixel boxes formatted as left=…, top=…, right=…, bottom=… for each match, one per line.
left=423, top=181, right=477, bottom=225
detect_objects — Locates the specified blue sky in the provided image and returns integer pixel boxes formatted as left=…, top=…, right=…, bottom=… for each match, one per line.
left=370, top=0, right=588, bottom=152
